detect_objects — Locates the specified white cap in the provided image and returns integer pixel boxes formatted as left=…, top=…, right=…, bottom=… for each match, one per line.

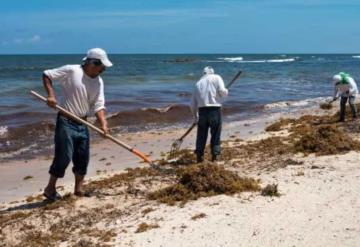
left=83, top=48, right=113, bottom=67
left=203, top=66, right=215, bottom=75
left=333, top=74, right=342, bottom=83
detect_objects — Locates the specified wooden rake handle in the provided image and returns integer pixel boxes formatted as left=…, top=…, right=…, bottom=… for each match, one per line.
left=29, top=90, right=154, bottom=166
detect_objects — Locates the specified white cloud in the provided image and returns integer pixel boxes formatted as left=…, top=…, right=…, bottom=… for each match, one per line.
left=7, top=34, right=41, bottom=45
left=29, top=35, right=41, bottom=43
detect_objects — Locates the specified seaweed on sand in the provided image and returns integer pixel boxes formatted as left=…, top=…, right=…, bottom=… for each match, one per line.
left=265, top=118, right=296, bottom=132
left=148, top=164, right=260, bottom=205
left=85, top=167, right=159, bottom=191
left=293, top=125, right=360, bottom=155
left=319, top=102, right=333, bottom=110
left=264, top=112, right=360, bottom=156
left=135, top=223, right=159, bottom=233
left=261, top=184, right=280, bottom=197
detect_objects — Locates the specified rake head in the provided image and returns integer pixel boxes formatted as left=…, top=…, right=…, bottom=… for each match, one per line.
left=169, top=139, right=183, bottom=159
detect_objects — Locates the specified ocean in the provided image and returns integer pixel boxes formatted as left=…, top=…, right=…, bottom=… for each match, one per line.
left=1, top=54, right=360, bottom=160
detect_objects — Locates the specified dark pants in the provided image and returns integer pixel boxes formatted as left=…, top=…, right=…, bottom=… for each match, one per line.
left=340, top=96, right=357, bottom=121
left=195, top=107, right=222, bottom=157
left=49, top=114, right=90, bottom=178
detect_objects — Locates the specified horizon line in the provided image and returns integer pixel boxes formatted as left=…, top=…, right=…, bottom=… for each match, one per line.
left=0, top=52, right=359, bottom=56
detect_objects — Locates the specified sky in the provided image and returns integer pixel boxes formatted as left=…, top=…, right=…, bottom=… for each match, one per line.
left=0, top=0, right=359, bottom=54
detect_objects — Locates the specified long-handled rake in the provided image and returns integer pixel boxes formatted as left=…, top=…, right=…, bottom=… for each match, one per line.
left=169, top=70, right=243, bottom=158
left=30, top=90, right=161, bottom=171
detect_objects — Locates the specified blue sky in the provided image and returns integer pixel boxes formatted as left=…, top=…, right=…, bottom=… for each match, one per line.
left=0, top=0, right=359, bottom=54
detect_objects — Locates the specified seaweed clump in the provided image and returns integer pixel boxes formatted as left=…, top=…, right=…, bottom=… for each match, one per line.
left=135, top=223, right=159, bottom=233
left=263, top=112, right=360, bottom=156
left=261, top=184, right=280, bottom=197
left=265, top=118, right=296, bottom=132
left=148, top=164, right=260, bottom=205
left=294, top=125, right=360, bottom=155
left=319, top=102, right=333, bottom=110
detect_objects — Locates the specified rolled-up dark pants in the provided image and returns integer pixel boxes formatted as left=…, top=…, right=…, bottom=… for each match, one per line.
left=49, top=114, right=90, bottom=178
left=195, top=106, right=222, bottom=157
left=340, top=96, right=357, bottom=121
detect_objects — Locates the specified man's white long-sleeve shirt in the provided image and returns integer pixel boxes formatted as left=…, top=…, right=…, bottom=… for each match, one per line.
left=333, top=77, right=358, bottom=98
left=190, top=74, right=228, bottom=119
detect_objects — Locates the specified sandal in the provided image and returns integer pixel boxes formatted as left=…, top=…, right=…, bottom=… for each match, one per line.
left=43, top=191, right=62, bottom=202
left=74, top=191, right=93, bottom=197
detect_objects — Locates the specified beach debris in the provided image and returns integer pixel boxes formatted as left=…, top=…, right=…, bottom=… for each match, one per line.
left=135, top=223, right=159, bottom=233
left=142, top=207, right=155, bottom=216
left=148, top=164, right=260, bottom=205
left=191, top=213, right=206, bottom=220
left=319, top=102, right=333, bottom=110
left=295, top=171, right=305, bottom=176
left=264, top=111, right=360, bottom=156
left=85, top=167, right=160, bottom=194
left=265, top=118, right=295, bottom=132
left=25, top=194, right=43, bottom=203
left=283, top=158, right=304, bottom=166
left=261, top=184, right=280, bottom=197
left=294, top=125, right=360, bottom=155
left=23, top=175, right=33, bottom=181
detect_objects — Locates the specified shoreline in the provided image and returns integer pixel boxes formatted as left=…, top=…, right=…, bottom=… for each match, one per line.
left=0, top=96, right=330, bottom=162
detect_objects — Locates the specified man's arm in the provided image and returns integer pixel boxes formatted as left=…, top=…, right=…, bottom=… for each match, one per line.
left=43, top=73, right=57, bottom=108
left=190, top=91, right=198, bottom=123
left=217, top=76, right=228, bottom=97
left=94, top=81, right=108, bottom=135
left=95, top=109, right=109, bottom=135
left=348, top=78, right=358, bottom=95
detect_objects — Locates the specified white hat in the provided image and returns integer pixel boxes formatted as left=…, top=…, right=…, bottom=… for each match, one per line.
left=333, top=74, right=342, bottom=83
left=83, top=48, right=113, bottom=67
left=203, top=66, right=215, bottom=75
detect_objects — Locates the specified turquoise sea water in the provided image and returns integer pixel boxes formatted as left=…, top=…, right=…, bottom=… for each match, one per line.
left=1, top=54, right=360, bottom=157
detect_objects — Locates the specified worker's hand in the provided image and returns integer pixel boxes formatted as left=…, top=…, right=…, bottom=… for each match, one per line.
left=46, top=96, right=57, bottom=108
left=100, top=122, right=109, bottom=136
left=332, top=97, right=337, bottom=101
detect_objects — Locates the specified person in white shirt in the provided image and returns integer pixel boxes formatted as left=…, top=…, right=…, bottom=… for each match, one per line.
left=42, top=48, right=112, bottom=201
left=190, top=66, right=228, bottom=162
left=332, top=72, right=358, bottom=122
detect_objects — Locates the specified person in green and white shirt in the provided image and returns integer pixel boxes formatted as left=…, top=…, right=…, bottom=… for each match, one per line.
left=332, top=72, right=358, bottom=122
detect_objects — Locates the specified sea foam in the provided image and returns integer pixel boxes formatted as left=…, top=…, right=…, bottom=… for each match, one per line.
left=0, top=126, right=8, bottom=138
left=218, top=57, right=243, bottom=62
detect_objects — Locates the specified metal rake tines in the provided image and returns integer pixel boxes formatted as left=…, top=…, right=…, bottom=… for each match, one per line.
left=169, top=139, right=182, bottom=158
